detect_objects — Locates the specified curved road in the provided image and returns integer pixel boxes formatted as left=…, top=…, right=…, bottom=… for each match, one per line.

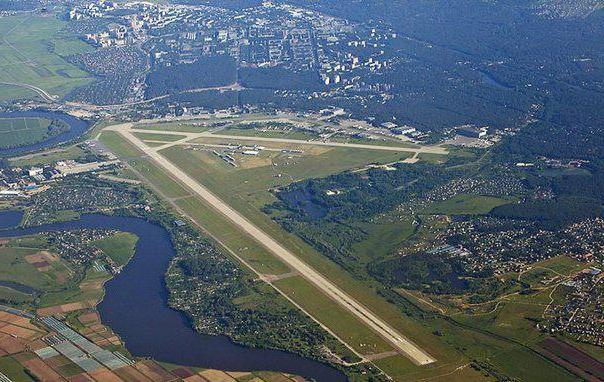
left=0, top=82, right=56, bottom=103
left=107, top=123, right=437, bottom=365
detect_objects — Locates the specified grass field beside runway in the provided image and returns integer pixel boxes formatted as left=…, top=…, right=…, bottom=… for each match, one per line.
left=133, top=132, right=189, bottom=142
left=100, top=127, right=579, bottom=381
left=159, top=143, right=411, bottom=208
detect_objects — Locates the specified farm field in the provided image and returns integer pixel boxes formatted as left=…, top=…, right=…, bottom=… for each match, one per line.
left=100, top=125, right=496, bottom=379
left=0, top=84, right=40, bottom=102
left=0, top=243, right=72, bottom=294
left=0, top=117, right=58, bottom=149
left=0, top=307, right=304, bottom=382
left=0, top=231, right=137, bottom=311
left=0, top=14, right=94, bottom=101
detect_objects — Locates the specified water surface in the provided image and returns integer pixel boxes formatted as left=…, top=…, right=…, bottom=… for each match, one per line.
left=0, top=212, right=345, bottom=381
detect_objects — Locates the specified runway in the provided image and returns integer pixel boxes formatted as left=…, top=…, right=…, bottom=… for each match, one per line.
left=107, top=123, right=437, bottom=365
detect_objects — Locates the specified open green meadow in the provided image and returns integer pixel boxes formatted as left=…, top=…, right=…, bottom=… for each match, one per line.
left=350, top=217, right=416, bottom=271
left=38, top=267, right=110, bottom=307
left=94, top=232, right=138, bottom=266
left=159, top=143, right=411, bottom=208
left=0, top=14, right=94, bottom=101
left=273, top=276, right=393, bottom=355
left=99, top=131, right=144, bottom=158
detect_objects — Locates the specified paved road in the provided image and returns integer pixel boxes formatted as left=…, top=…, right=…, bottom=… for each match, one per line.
left=108, top=123, right=436, bottom=365
left=65, top=83, right=246, bottom=110
left=126, top=127, right=449, bottom=155
left=0, top=82, right=56, bottom=103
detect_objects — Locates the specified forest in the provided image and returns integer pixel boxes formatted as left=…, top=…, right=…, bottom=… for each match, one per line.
left=146, top=56, right=237, bottom=98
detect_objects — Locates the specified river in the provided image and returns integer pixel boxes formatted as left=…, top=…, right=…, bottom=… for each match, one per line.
left=0, top=111, right=90, bottom=157
left=0, top=212, right=346, bottom=381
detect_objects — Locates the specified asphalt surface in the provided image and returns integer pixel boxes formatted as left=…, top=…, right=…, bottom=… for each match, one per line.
left=126, top=127, right=449, bottom=155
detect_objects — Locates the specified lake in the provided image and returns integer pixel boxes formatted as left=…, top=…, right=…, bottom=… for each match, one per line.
left=0, top=212, right=346, bottom=381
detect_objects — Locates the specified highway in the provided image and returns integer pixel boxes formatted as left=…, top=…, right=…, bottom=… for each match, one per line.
left=107, top=123, right=436, bottom=365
